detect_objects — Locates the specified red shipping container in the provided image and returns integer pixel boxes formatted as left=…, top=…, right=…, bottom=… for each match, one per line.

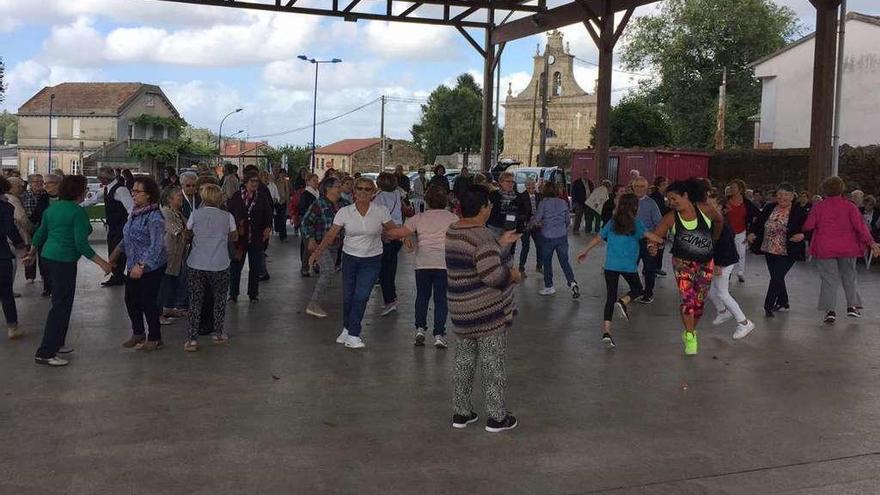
left=570, top=149, right=710, bottom=185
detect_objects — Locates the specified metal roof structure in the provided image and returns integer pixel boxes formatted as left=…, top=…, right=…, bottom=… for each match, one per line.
left=149, top=0, right=847, bottom=189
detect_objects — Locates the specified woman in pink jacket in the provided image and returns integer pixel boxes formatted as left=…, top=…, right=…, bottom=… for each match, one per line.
left=802, top=177, right=880, bottom=324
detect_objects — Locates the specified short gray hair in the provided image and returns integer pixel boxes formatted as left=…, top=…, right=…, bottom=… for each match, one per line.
left=27, top=174, right=43, bottom=182
left=180, top=171, right=198, bottom=185
left=98, top=166, right=116, bottom=181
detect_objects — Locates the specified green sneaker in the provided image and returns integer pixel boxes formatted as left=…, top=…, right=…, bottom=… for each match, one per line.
left=683, top=331, right=698, bottom=355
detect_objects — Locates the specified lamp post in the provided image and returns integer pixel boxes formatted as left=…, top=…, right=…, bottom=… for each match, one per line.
left=217, top=108, right=243, bottom=167
left=298, top=55, right=342, bottom=172
left=48, top=93, right=55, bottom=174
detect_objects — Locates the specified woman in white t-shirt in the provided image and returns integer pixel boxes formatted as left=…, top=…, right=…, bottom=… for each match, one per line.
left=183, top=184, right=238, bottom=352
left=386, top=186, right=458, bottom=348
left=309, top=178, right=395, bottom=349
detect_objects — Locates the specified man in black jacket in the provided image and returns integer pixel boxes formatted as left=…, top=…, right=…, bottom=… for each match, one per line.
left=571, top=176, right=593, bottom=234
left=487, top=171, right=520, bottom=260
left=517, top=179, right=543, bottom=275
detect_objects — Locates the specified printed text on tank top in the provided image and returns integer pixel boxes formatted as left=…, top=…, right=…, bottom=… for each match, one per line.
left=671, top=207, right=714, bottom=263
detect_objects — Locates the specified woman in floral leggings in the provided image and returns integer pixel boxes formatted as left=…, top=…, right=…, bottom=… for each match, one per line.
left=646, top=179, right=722, bottom=355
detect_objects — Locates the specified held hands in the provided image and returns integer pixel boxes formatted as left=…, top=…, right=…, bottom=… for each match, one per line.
left=129, top=263, right=144, bottom=280
left=647, top=242, right=659, bottom=257
left=97, top=259, right=112, bottom=276
left=403, top=237, right=415, bottom=253
left=872, top=243, right=880, bottom=258
left=509, top=267, right=522, bottom=284
left=576, top=248, right=591, bottom=264
left=789, top=233, right=805, bottom=243
left=499, top=230, right=522, bottom=247
left=746, top=233, right=756, bottom=245
left=308, top=249, right=321, bottom=267
left=308, top=239, right=318, bottom=254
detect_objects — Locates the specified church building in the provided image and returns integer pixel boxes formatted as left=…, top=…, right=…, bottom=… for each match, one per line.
left=502, top=31, right=597, bottom=165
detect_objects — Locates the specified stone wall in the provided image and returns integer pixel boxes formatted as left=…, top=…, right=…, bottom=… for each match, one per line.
left=709, top=145, right=880, bottom=194
left=351, top=139, right=425, bottom=174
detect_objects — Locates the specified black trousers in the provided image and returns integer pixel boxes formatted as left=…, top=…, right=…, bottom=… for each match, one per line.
left=36, top=260, right=77, bottom=359
left=274, top=204, right=288, bottom=241
left=519, top=228, right=543, bottom=270
left=638, top=240, right=658, bottom=298
left=107, top=227, right=126, bottom=280
left=604, top=270, right=643, bottom=321
left=764, top=254, right=795, bottom=311
left=125, top=266, right=165, bottom=341
left=0, top=259, right=18, bottom=325
left=299, top=237, right=310, bottom=275
left=380, top=240, right=402, bottom=305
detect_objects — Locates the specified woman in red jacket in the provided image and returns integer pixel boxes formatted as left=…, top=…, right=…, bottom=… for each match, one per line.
left=802, top=176, right=880, bottom=324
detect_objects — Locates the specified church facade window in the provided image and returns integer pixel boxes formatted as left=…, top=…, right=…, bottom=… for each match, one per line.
left=553, top=72, right=562, bottom=96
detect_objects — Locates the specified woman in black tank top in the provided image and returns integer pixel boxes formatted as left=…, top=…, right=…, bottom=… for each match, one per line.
left=645, top=179, right=723, bottom=356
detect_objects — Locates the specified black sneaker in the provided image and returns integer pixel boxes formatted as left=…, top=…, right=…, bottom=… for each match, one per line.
left=602, top=332, right=616, bottom=349
left=824, top=311, right=836, bottom=324
left=637, top=295, right=654, bottom=304
left=615, top=299, right=630, bottom=321
left=765, top=310, right=775, bottom=318
left=737, top=275, right=746, bottom=283
left=569, top=281, right=581, bottom=299
left=847, top=307, right=862, bottom=318
left=452, top=412, right=479, bottom=429
left=485, top=414, right=518, bottom=433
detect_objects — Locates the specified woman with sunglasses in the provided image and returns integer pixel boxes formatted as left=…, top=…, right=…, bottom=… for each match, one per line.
left=301, top=176, right=350, bottom=319
left=108, top=176, right=168, bottom=351
left=309, top=178, right=396, bottom=349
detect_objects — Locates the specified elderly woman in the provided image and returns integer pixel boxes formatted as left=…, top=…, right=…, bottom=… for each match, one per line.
left=532, top=181, right=580, bottom=298
left=0, top=177, right=28, bottom=340
left=373, top=172, right=405, bottom=316
left=158, top=186, right=189, bottom=324
left=109, top=176, right=168, bottom=351
left=802, top=177, right=880, bottom=323
left=179, top=171, right=201, bottom=219
left=747, top=182, right=808, bottom=319
left=29, top=175, right=112, bottom=366
left=301, top=176, right=350, bottom=319
left=6, top=178, right=33, bottom=291
left=227, top=171, right=274, bottom=303
left=429, top=165, right=451, bottom=195
left=309, top=177, right=396, bottom=349
left=184, top=184, right=237, bottom=352
left=446, top=185, right=521, bottom=433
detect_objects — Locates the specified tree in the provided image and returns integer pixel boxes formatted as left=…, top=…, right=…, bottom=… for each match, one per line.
left=621, top=0, right=801, bottom=149
left=411, top=73, right=483, bottom=164
left=0, top=111, right=16, bottom=145
left=264, top=144, right=311, bottom=172
left=182, top=126, right=219, bottom=149
left=590, top=95, right=672, bottom=148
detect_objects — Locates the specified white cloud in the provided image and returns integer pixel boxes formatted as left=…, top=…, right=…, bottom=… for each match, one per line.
left=363, top=21, right=458, bottom=60
left=43, top=17, right=106, bottom=67
left=3, top=60, right=103, bottom=110
left=262, top=60, right=381, bottom=92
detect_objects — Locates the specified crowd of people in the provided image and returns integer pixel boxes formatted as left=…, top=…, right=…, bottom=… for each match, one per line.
left=2, top=162, right=880, bottom=433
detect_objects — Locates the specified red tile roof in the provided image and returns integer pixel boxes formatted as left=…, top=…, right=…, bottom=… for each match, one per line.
left=222, top=141, right=270, bottom=156
left=315, top=138, right=381, bottom=156
left=17, top=82, right=173, bottom=116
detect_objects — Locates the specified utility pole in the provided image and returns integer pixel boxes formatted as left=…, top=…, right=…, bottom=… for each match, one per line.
left=831, top=0, right=847, bottom=177
left=714, top=67, right=727, bottom=151
left=538, top=50, right=550, bottom=167
left=380, top=94, right=386, bottom=172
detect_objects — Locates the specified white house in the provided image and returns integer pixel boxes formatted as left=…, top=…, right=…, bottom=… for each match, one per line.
left=752, top=12, right=880, bottom=150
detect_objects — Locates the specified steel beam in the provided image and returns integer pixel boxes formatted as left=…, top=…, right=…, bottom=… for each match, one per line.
left=491, top=0, right=655, bottom=44
left=808, top=0, right=842, bottom=192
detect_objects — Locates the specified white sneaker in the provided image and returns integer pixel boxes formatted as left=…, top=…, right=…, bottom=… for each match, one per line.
left=414, top=328, right=426, bottom=346
left=733, top=320, right=755, bottom=340
left=35, top=355, right=69, bottom=367
left=345, top=335, right=366, bottom=349
left=713, top=311, right=733, bottom=326
left=539, top=287, right=557, bottom=296
left=381, top=300, right=399, bottom=316
left=434, top=335, right=448, bottom=348
left=306, top=302, right=328, bottom=318
left=336, top=328, right=349, bottom=344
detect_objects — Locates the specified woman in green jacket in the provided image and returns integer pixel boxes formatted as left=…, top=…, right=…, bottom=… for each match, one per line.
left=27, top=175, right=112, bottom=367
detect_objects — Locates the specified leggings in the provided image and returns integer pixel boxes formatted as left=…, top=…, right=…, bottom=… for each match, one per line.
left=672, top=257, right=714, bottom=319
left=603, top=270, right=643, bottom=321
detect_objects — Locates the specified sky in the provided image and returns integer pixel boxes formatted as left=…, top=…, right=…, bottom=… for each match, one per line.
left=1, top=0, right=878, bottom=148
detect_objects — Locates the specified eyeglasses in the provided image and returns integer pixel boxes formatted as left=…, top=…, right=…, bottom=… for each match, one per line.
left=131, top=189, right=146, bottom=194
left=355, top=187, right=373, bottom=192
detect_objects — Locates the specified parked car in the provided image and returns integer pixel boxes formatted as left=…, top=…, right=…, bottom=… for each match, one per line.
left=507, top=167, right=569, bottom=196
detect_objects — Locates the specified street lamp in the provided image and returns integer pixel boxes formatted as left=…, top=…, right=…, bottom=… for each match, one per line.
left=48, top=93, right=55, bottom=174
left=217, top=108, right=243, bottom=166
left=298, top=55, right=342, bottom=172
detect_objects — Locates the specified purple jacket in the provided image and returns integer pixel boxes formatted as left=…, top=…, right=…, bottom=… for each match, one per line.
left=802, top=196, right=873, bottom=259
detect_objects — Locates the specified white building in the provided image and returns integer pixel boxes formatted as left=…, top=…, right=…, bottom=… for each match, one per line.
left=752, top=12, right=880, bottom=150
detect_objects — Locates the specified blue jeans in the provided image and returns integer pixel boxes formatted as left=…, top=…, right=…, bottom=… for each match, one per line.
left=157, top=270, right=188, bottom=310
left=229, top=244, right=265, bottom=299
left=342, top=253, right=382, bottom=337
left=541, top=235, right=576, bottom=288
left=414, top=269, right=448, bottom=336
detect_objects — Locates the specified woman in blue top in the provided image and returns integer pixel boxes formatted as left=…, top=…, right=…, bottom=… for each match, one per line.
left=577, top=193, right=645, bottom=349
left=530, top=181, right=580, bottom=299
left=109, top=176, right=168, bottom=352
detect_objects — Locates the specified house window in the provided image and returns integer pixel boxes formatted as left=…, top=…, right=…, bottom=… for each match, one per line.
left=27, top=158, right=36, bottom=175
left=145, top=125, right=153, bottom=140
left=342, top=158, right=346, bottom=170
left=72, top=119, right=81, bottom=139
left=320, top=158, right=325, bottom=169
left=553, top=72, right=562, bottom=96
left=71, top=158, right=82, bottom=175
left=50, top=118, right=59, bottom=139
left=128, top=123, right=135, bottom=139
left=145, top=95, right=155, bottom=107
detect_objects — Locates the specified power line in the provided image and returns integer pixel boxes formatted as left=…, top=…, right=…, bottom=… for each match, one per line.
left=572, top=56, right=653, bottom=77
left=248, top=97, right=382, bottom=139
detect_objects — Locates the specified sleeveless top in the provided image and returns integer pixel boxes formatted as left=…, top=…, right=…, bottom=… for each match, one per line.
left=105, top=181, right=129, bottom=230
left=671, top=208, right=714, bottom=263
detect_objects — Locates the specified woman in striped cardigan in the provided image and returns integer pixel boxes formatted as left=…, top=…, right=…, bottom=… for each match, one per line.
left=446, top=185, right=521, bottom=433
